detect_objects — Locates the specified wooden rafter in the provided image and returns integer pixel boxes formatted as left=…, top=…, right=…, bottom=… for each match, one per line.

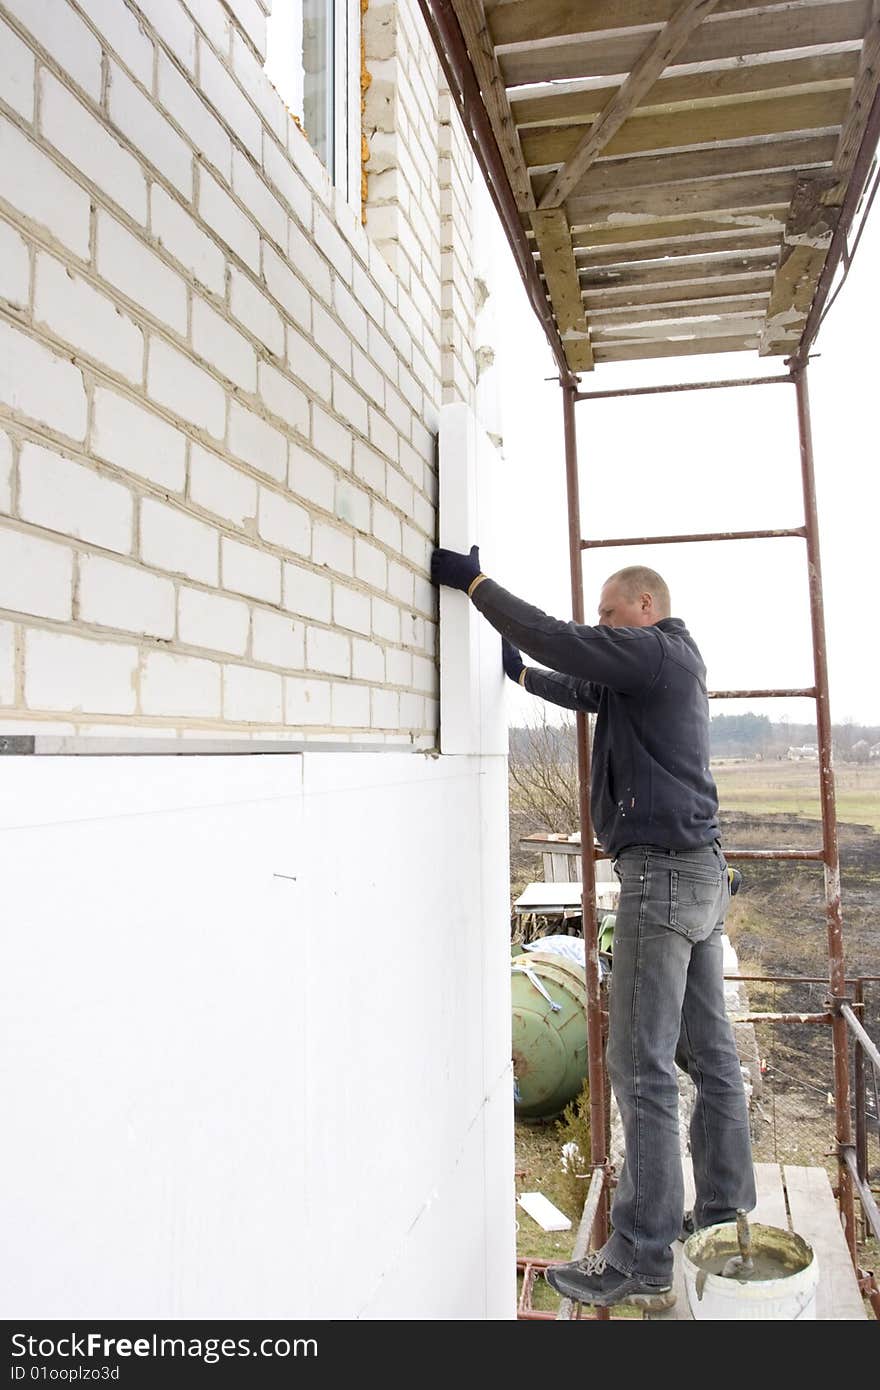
left=537, top=0, right=721, bottom=209
left=449, top=0, right=534, bottom=210
left=524, top=89, right=851, bottom=172
left=498, top=2, right=867, bottom=88
left=830, top=0, right=880, bottom=194
left=487, top=0, right=776, bottom=47
left=759, top=176, right=841, bottom=354
left=530, top=209, right=594, bottom=371
left=511, top=51, right=861, bottom=129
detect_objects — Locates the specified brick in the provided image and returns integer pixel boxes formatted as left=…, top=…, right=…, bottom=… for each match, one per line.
left=76, top=0, right=154, bottom=87
left=306, top=625, right=350, bottom=677
left=371, top=687, right=399, bottom=730
left=312, top=304, right=351, bottom=375
left=413, top=653, right=436, bottom=693
left=26, top=629, right=137, bottom=714
left=369, top=406, right=398, bottom=463
left=352, top=638, right=384, bottom=683
left=192, top=298, right=257, bottom=390
left=79, top=554, right=175, bottom=638
left=0, top=524, right=72, bottom=620
left=258, top=362, right=309, bottom=435
left=335, top=480, right=370, bottom=535
left=312, top=521, right=353, bottom=576
left=228, top=400, right=287, bottom=482
left=0, top=14, right=35, bottom=121
left=19, top=441, right=133, bottom=554
left=229, top=31, right=282, bottom=139
left=331, top=682, right=369, bottom=727
left=141, top=497, right=218, bottom=584
left=199, top=41, right=261, bottom=159
left=288, top=443, right=333, bottom=512
left=287, top=119, right=331, bottom=204
left=182, top=0, right=231, bottom=54
left=4, top=0, right=101, bottom=101
left=385, top=647, right=412, bottom=687
left=372, top=596, right=400, bottom=643
left=351, top=346, right=386, bottom=409
left=287, top=325, right=331, bottom=401
left=141, top=650, right=221, bottom=718
left=40, top=72, right=147, bottom=223
left=108, top=63, right=193, bottom=198
left=366, top=323, right=397, bottom=382
left=400, top=692, right=424, bottom=728
left=354, top=537, right=387, bottom=590
left=372, top=500, right=401, bottom=552
left=148, top=338, right=226, bottom=440
left=226, top=0, right=267, bottom=59
left=386, top=464, right=413, bottom=516
left=96, top=212, right=188, bottom=335
left=288, top=218, right=331, bottom=304
left=221, top=535, right=280, bottom=602
left=384, top=382, right=411, bottom=436
left=157, top=52, right=231, bottom=180
left=150, top=184, right=225, bottom=295
left=413, top=574, right=434, bottom=616
left=333, top=584, right=371, bottom=636
left=312, top=404, right=352, bottom=469
left=232, top=149, right=287, bottom=248
left=178, top=584, right=249, bottom=655
left=134, top=0, right=196, bottom=71
left=189, top=444, right=257, bottom=529
left=313, top=206, right=352, bottom=283
left=413, top=490, right=434, bottom=537
left=0, top=119, right=90, bottom=258
left=199, top=168, right=260, bottom=272
left=34, top=253, right=144, bottom=386
left=252, top=608, right=304, bottom=668
left=284, top=675, right=329, bottom=726
left=0, top=619, right=14, bottom=703
left=0, top=218, right=29, bottom=310
left=262, top=243, right=310, bottom=329
left=398, top=439, right=423, bottom=487
left=257, top=487, right=310, bottom=556
left=388, top=559, right=414, bottom=605
left=332, top=373, right=368, bottom=435
left=92, top=387, right=187, bottom=492
left=353, top=440, right=385, bottom=494
left=402, top=610, right=425, bottom=650
left=282, top=560, right=331, bottom=623
left=0, top=319, right=87, bottom=441
left=262, top=135, right=311, bottom=227
left=224, top=662, right=282, bottom=722
left=0, top=432, right=11, bottom=514
left=333, top=278, right=367, bottom=346
left=231, top=268, right=285, bottom=356
left=352, top=263, right=383, bottom=326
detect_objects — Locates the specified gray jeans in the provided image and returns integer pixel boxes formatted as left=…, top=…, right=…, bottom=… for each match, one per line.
left=602, top=842, right=756, bottom=1283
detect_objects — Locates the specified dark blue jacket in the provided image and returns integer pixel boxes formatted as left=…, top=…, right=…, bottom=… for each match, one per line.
left=470, top=578, right=720, bottom=856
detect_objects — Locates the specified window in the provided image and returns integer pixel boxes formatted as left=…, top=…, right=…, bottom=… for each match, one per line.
left=265, top=0, right=362, bottom=209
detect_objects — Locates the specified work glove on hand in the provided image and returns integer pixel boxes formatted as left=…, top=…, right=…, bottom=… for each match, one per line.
left=430, top=544, right=482, bottom=593
left=501, top=638, right=525, bottom=683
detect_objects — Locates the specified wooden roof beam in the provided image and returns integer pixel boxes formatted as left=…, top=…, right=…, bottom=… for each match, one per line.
left=759, top=175, right=841, bottom=354
left=449, top=0, right=535, bottom=210
left=537, top=0, right=722, bottom=209
left=488, top=0, right=790, bottom=48
left=831, top=0, right=880, bottom=194
left=530, top=208, right=595, bottom=370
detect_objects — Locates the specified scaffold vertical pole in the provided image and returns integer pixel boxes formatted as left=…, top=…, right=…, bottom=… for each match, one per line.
left=793, top=364, right=856, bottom=1260
left=561, top=380, right=610, bottom=1259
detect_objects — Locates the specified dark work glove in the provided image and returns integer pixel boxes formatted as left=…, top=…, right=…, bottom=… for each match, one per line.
left=430, top=544, right=482, bottom=593
left=501, top=639, right=524, bottom=683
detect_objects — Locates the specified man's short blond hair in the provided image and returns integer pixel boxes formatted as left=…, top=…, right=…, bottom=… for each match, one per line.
left=606, top=566, right=671, bottom=618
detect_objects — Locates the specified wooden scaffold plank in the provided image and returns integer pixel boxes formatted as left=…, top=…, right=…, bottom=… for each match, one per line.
left=759, top=175, right=840, bottom=353
left=530, top=207, right=594, bottom=370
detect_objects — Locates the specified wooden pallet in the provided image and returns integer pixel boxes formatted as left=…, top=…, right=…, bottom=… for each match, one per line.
left=646, top=1161, right=866, bottom=1319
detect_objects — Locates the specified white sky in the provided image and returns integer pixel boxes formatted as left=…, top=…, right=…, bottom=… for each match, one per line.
left=480, top=183, right=880, bottom=728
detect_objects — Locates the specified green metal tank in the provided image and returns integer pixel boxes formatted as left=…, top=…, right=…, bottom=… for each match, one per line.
left=511, top=950, right=588, bottom=1120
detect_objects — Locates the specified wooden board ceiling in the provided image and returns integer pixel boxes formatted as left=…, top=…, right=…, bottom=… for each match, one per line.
left=446, top=0, right=880, bottom=372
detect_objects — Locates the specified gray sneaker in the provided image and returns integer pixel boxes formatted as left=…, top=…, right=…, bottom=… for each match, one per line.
left=545, top=1252, right=675, bottom=1309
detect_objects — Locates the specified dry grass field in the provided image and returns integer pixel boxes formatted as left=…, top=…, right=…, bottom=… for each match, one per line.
left=713, top=757, right=880, bottom=831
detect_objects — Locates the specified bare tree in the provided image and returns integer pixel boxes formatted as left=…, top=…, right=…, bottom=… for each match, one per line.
left=508, top=708, right=583, bottom=833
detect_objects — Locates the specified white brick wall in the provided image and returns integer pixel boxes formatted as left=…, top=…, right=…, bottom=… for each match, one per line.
left=0, top=0, right=474, bottom=741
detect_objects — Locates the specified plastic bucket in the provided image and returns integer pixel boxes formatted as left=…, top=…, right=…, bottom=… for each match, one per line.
left=682, top=1221, right=818, bottom=1320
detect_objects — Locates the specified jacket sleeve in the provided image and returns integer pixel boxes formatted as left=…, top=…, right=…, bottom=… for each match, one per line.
left=523, top=666, right=602, bottom=714
left=471, top=577, right=663, bottom=695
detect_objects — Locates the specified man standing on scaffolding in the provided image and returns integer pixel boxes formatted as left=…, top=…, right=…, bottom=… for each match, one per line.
left=431, top=547, right=756, bottom=1309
